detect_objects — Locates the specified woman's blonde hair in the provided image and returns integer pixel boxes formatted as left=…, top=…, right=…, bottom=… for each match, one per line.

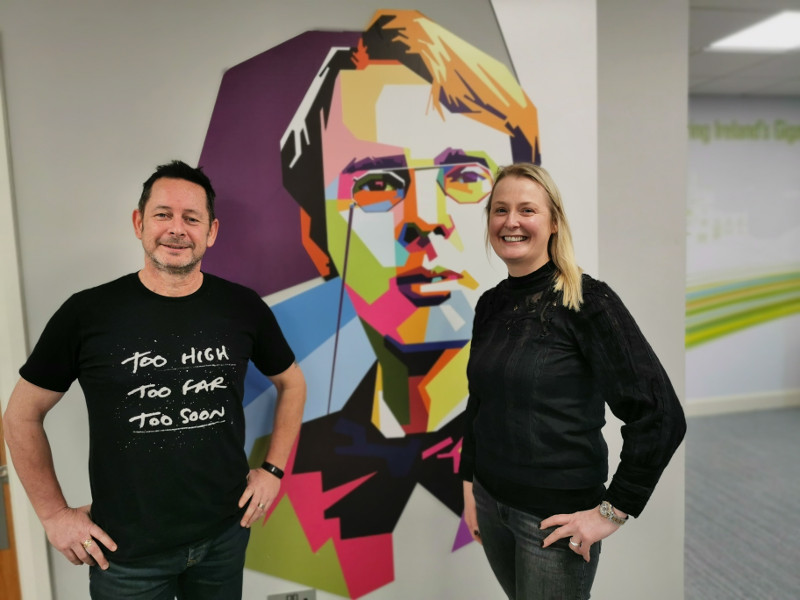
left=486, top=163, right=584, bottom=310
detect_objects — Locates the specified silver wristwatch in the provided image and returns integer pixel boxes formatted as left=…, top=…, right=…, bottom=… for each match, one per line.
left=599, top=501, right=628, bottom=525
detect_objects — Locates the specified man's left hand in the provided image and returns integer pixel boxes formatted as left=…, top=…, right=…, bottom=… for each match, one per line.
left=237, top=468, right=281, bottom=528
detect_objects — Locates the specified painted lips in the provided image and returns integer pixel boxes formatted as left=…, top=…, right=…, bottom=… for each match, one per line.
left=396, top=268, right=462, bottom=306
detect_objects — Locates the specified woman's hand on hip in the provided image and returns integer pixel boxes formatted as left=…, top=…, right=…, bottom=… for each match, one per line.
left=540, top=506, right=622, bottom=562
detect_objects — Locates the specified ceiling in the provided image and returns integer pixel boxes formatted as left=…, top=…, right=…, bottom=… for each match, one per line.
left=690, top=0, right=800, bottom=95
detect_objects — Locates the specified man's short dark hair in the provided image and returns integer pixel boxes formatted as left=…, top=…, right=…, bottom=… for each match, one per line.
left=138, top=160, right=216, bottom=222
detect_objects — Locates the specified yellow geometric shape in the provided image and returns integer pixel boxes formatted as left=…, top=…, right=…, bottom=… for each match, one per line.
left=245, top=495, right=350, bottom=597
left=459, top=270, right=480, bottom=290
left=397, top=306, right=430, bottom=345
left=424, top=344, right=470, bottom=430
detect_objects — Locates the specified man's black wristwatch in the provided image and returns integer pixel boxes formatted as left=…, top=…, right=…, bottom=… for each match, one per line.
left=260, top=461, right=284, bottom=479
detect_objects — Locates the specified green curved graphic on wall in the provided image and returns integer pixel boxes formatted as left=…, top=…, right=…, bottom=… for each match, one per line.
left=686, top=270, right=800, bottom=347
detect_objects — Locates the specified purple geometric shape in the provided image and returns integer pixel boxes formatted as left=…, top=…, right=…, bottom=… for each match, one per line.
left=198, top=30, right=359, bottom=297
left=452, top=513, right=475, bottom=551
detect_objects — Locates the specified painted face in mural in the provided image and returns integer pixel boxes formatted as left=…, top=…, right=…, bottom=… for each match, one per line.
left=197, top=9, right=543, bottom=598
left=317, top=64, right=512, bottom=347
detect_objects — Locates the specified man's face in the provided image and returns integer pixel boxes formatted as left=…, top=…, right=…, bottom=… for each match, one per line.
left=133, top=177, right=219, bottom=275
left=316, top=65, right=512, bottom=347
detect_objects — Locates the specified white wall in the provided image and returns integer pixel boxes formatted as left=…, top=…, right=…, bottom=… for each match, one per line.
left=598, top=1, right=688, bottom=598
left=0, top=51, right=54, bottom=600
left=0, top=0, right=687, bottom=598
left=493, top=0, right=599, bottom=275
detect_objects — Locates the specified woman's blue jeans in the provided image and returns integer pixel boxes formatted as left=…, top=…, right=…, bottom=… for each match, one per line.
left=89, top=520, right=250, bottom=600
left=473, top=479, right=600, bottom=600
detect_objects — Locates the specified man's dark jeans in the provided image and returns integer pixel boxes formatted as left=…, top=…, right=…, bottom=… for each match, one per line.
left=89, top=520, right=250, bottom=600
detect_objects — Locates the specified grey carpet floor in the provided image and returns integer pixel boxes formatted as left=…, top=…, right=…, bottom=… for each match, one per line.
left=685, top=407, right=800, bottom=599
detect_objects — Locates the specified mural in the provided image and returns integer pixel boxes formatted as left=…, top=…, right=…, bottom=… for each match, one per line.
left=199, top=10, right=540, bottom=598
left=686, top=96, right=800, bottom=401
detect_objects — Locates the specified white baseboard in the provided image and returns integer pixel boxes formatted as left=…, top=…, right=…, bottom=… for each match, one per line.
left=686, top=389, right=800, bottom=417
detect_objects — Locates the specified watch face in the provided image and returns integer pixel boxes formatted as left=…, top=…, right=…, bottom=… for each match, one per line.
left=601, top=501, right=624, bottom=524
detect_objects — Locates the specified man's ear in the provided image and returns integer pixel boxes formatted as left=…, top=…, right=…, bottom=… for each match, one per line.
left=300, top=208, right=332, bottom=278
left=132, top=209, right=144, bottom=240
left=206, top=219, right=220, bottom=248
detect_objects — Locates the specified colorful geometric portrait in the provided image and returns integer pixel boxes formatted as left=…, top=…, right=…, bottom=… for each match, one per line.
left=199, top=9, right=540, bottom=598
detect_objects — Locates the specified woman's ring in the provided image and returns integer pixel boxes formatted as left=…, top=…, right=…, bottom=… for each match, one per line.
left=82, top=539, right=93, bottom=549
left=569, top=539, right=581, bottom=548
left=257, top=502, right=266, bottom=509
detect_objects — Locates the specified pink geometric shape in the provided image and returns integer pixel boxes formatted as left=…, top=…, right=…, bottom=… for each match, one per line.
left=436, top=437, right=462, bottom=474
left=421, top=436, right=462, bottom=473
left=267, top=439, right=395, bottom=598
left=335, top=533, right=394, bottom=599
left=422, top=436, right=453, bottom=459
left=347, top=279, right=416, bottom=339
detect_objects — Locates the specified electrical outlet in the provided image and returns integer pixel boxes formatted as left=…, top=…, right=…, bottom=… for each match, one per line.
left=267, top=590, right=316, bottom=600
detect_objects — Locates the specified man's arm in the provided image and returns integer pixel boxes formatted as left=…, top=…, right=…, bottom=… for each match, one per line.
left=238, top=361, right=306, bottom=527
left=3, top=377, right=117, bottom=568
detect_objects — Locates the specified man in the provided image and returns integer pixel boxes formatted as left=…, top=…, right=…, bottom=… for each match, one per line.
left=198, top=10, right=541, bottom=597
left=3, top=160, right=306, bottom=598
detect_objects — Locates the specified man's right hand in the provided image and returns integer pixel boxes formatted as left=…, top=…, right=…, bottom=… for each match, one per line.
left=42, top=504, right=118, bottom=569
left=4, top=380, right=118, bottom=568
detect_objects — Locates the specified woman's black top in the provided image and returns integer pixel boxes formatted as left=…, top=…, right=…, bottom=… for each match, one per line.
left=460, top=261, right=686, bottom=518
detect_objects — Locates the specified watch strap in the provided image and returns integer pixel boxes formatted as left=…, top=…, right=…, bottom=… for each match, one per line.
left=260, top=461, right=285, bottom=479
left=600, top=500, right=628, bottom=525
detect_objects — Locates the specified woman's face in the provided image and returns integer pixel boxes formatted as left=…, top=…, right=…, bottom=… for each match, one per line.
left=316, top=64, right=512, bottom=347
left=487, top=176, right=556, bottom=276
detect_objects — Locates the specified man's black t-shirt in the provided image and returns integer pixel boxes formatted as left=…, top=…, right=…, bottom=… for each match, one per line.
left=20, top=273, right=295, bottom=561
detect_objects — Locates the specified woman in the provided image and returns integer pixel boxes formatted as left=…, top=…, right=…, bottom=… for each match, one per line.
left=460, top=163, right=686, bottom=599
